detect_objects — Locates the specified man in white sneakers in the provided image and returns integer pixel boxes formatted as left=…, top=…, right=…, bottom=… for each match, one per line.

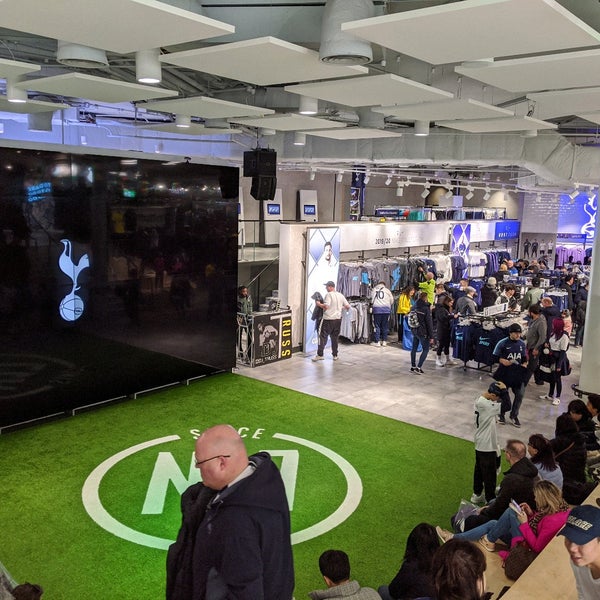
left=313, top=281, right=350, bottom=362
left=560, top=504, right=600, bottom=598
left=470, top=381, right=509, bottom=504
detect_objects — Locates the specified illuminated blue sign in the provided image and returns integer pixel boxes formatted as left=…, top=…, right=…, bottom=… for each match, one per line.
left=26, top=182, right=52, bottom=203
left=58, top=239, right=90, bottom=322
left=495, top=221, right=520, bottom=240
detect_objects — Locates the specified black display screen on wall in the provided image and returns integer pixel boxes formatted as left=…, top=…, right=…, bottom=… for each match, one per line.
left=0, top=149, right=239, bottom=428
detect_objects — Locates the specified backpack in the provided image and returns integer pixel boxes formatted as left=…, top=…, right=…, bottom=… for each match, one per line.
left=408, top=310, right=420, bottom=329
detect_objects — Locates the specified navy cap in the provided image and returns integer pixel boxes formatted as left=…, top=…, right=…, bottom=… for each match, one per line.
left=324, top=281, right=336, bottom=287
left=509, top=323, right=522, bottom=333
left=559, top=505, right=600, bottom=545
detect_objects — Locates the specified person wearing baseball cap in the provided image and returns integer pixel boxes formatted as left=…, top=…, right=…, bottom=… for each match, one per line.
left=492, top=322, right=528, bottom=427
left=469, top=381, right=509, bottom=504
left=560, top=504, right=600, bottom=597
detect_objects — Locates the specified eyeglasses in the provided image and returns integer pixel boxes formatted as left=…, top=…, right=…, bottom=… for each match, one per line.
left=194, top=454, right=230, bottom=467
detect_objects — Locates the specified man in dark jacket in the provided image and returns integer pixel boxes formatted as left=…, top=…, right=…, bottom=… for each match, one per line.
left=492, top=323, right=528, bottom=427
left=541, top=296, right=561, bottom=339
left=410, top=291, right=434, bottom=375
left=464, top=439, right=538, bottom=531
left=166, top=424, right=294, bottom=600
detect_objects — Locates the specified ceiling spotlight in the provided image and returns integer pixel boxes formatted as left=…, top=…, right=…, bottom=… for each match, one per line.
left=298, top=95, right=318, bottom=115
left=483, top=191, right=491, bottom=201
left=175, top=114, right=191, bottom=128
left=465, top=191, right=474, bottom=201
left=6, top=77, right=27, bottom=103
left=337, top=171, right=344, bottom=183
left=259, top=127, right=277, bottom=136
left=309, top=169, right=316, bottom=181
left=414, top=120, right=430, bottom=136
left=154, top=142, right=163, bottom=154
left=136, top=48, right=161, bottom=84
left=444, top=189, right=453, bottom=199
left=421, top=188, right=430, bottom=199
left=569, top=187, right=579, bottom=200
left=294, top=132, right=306, bottom=146
left=396, top=182, right=404, bottom=197
left=385, top=175, right=392, bottom=186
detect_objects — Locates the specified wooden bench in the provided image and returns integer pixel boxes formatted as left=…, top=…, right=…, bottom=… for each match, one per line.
left=483, top=486, right=600, bottom=599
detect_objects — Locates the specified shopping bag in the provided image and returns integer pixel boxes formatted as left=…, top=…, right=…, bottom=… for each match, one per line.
left=451, top=499, right=479, bottom=533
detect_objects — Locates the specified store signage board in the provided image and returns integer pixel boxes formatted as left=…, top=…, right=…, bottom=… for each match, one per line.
left=557, top=233, right=588, bottom=243
left=495, top=221, right=521, bottom=240
left=483, top=303, right=508, bottom=317
left=251, top=311, right=292, bottom=367
left=337, top=222, right=449, bottom=251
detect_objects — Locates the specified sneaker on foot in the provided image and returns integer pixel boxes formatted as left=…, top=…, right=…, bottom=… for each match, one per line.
left=470, top=492, right=485, bottom=504
left=435, top=357, right=444, bottom=367
left=312, top=355, right=324, bottom=362
left=539, top=394, right=552, bottom=400
left=498, top=416, right=506, bottom=425
left=511, top=416, right=521, bottom=428
left=446, top=357, right=456, bottom=365
left=552, top=397, right=561, bottom=405
left=370, top=341, right=380, bottom=347
left=381, top=341, right=387, bottom=347
left=436, top=526, right=454, bottom=544
left=410, top=367, right=418, bottom=373
left=416, top=367, right=424, bottom=374
left=479, top=536, right=495, bottom=552
left=332, top=355, right=339, bottom=361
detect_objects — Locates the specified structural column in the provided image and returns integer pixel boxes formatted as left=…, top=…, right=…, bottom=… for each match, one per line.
left=579, top=232, right=600, bottom=394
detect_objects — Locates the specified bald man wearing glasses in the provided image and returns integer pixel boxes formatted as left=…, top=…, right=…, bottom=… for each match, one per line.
left=166, top=424, right=294, bottom=600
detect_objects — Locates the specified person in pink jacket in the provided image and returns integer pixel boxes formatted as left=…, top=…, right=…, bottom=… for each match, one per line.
left=438, top=480, right=570, bottom=554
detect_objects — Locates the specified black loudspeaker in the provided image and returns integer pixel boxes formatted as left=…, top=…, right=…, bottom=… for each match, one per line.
left=251, top=176, right=277, bottom=201
left=243, top=149, right=277, bottom=177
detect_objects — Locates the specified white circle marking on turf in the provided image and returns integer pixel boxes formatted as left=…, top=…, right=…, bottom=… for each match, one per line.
left=81, top=433, right=362, bottom=549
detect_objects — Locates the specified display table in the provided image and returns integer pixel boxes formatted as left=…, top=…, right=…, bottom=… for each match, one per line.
left=237, top=310, right=292, bottom=367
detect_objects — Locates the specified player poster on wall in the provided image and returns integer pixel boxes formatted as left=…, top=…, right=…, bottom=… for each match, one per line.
left=304, top=227, right=340, bottom=354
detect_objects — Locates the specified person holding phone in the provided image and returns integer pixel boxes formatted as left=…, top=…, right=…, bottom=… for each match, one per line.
left=437, top=480, right=569, bottom=557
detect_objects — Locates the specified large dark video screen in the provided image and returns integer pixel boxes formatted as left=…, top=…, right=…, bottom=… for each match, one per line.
left=0, top=149, right=239, bottom=428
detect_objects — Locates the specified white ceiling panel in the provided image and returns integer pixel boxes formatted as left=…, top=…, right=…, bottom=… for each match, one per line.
left=160, top=37, right=368, bottom=86
left=304, top=128, right=402, bottom=140
left=229, top=113, right=346, bottom=131
left=437, top=115, right=558, bottom=133
left=0, top=58, right=40, bottom=79
left=137, top=123, right=241, bottom=136
left=342, top=0, right=600, bottom=65
left=528, top=88, right=600, bottom=119
left=285, top=74, right=453, bottom=108
left=372, top=98, right=513, bottom=121
left=145, top=96, right=273, bottom=119
left=0, top=0, right=235, bottom=54
left=0, top=97, right=69, bottom=114
left=455, top=49, right=600, bottom=93
left=21, top=74, right=178, bottom=103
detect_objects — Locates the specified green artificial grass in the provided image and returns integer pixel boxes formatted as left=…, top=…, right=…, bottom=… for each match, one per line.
left=0, top=373, right=473, bottom=599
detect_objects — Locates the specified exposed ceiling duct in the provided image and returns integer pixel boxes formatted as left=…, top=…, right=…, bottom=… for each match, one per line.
left=319, top=0, right=374, bottom=65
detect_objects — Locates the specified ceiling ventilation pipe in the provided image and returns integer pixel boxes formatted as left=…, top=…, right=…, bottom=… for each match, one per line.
left=319, top=0, right=374, bottom=65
